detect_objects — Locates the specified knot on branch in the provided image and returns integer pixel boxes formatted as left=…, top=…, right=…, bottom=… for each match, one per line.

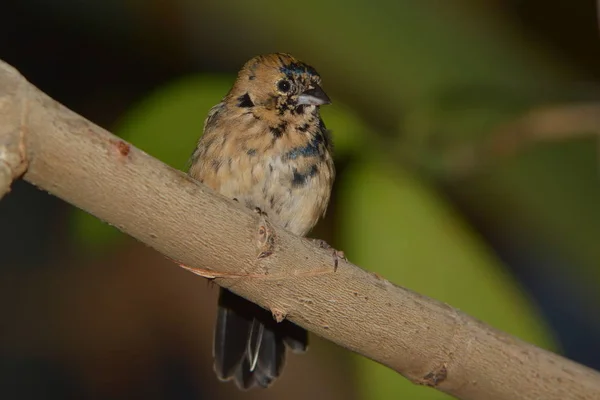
left=419, top=363, right=448, bottom=387
left=255, top=207, right=276, bottom=259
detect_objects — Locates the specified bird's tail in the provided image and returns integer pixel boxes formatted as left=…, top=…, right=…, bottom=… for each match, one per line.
left=213, top=288, right=308, bottom=389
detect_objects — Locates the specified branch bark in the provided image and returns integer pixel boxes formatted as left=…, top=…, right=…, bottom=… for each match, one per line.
left=0, top=59, right=599, bottom=400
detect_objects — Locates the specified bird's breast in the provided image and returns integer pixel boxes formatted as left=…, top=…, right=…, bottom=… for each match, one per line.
left=190, top=111, right=334, bottom=237
left=216, top=149, right=333, bottom=236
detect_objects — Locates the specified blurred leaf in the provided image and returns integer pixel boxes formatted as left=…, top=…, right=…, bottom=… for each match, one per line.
left=337, top=161, right=555, bottom=400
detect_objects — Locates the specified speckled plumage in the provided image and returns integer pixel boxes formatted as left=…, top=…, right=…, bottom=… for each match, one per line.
left=188, top=53, right=335, bottom=389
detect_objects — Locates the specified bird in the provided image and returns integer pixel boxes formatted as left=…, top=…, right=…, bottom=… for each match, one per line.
left=187, top=53, right=335, bottom=389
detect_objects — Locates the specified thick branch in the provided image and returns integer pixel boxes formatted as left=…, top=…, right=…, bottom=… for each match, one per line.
left=1, top=59, right=599, bottom=400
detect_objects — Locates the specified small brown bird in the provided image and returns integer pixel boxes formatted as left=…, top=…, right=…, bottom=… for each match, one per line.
left=188, top=53, right=335, bottom=389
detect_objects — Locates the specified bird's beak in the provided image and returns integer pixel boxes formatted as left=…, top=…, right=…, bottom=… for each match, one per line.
left=298, top=84, right=331, bottom=106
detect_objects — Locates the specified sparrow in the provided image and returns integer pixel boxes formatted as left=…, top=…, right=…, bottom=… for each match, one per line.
left=188, top=53, right=335, bottom=389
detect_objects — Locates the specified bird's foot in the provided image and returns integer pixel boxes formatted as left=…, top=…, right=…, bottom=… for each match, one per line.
left=253, top=206, right=268, bottom=217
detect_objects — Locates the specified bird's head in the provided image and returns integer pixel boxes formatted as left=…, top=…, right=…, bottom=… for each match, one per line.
left=228, top=53, right=331, bottom=117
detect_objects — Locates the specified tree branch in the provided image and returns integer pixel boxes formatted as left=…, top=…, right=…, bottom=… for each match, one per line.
left=1, top=59, right=599, bottom=400
left=441, top=103, right=600, bottom=179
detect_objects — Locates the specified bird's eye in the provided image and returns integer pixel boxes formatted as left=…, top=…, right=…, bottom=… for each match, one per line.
left=277, top=79, right=291, bottom=93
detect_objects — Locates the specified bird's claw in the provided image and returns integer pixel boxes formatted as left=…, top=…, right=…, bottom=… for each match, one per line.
left=253, top=206, right=268, bottom=217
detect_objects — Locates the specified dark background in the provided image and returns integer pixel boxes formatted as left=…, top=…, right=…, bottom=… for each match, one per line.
left=1, top=1, right=599, bottom=399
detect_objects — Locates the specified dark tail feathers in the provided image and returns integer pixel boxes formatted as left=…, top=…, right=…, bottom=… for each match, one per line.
left=213, top=288, right=308, bottom=389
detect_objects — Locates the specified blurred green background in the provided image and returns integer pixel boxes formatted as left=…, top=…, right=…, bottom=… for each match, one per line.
left=1, top=1, right=599, bottom=399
